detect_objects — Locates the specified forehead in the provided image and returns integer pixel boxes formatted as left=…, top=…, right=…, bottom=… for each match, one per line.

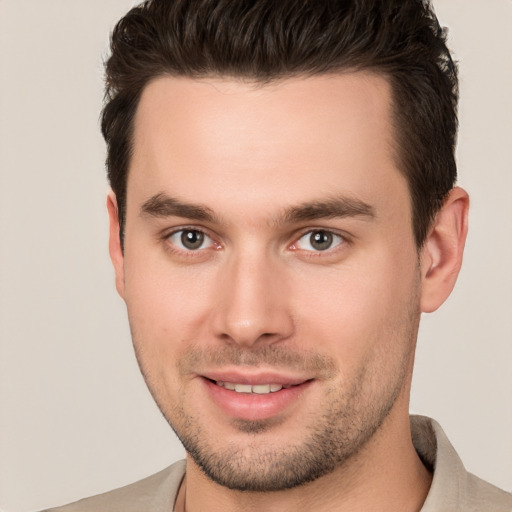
left=128, top=73, right=407, bottom=222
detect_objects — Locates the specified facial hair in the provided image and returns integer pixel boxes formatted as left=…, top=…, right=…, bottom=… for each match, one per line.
left=131, top=291, right=420, bottom=493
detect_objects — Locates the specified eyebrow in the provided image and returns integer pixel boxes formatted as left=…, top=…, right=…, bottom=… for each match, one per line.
left=140, top=192, right=375, bottom=225
left=140, top=193, right=217, bottom=222
left=279, top=196, right=375, bottom=224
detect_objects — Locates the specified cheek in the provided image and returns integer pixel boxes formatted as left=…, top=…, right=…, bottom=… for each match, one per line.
left=291, top=249, right=420, bottom=362
left=123, top=251, right=215, bottom=359
left=124, top=265, right=216, bottom=408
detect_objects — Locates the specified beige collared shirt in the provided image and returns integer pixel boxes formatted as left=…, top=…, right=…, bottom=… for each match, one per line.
left=411, top=416, right=511, bottom=511
left=44, top=416, right=511, bottom=511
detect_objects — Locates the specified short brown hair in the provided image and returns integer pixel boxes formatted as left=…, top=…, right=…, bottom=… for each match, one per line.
left=102, top=0, right=458, bottom=247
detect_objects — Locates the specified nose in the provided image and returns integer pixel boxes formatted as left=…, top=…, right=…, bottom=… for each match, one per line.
left=211, top=251, right=294, bottom=347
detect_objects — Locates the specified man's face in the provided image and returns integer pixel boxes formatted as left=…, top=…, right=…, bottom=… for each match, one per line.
left=114, top=73, right=423, bottom=490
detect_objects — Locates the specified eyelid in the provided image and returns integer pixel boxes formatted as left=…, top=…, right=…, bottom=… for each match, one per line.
left=160, top=225, right=349, bottom=256
left=163, top=226, right=221, bottom=252
left=289, top=228, right=348, bottom=252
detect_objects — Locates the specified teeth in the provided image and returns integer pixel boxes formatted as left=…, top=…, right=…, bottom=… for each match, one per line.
left=216, top=381, right=284, bottom=394
left=234, top=384, right=252, bottom=393
left=252, top=384, right=270, bottom=394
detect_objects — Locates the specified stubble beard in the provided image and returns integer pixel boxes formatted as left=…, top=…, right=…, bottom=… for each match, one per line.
left=131, top=291, right=420, bottom=492
left=170, top=350, right=410, bottom=492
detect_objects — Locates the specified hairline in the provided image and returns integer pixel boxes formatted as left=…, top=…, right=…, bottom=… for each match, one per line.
left=119, top=67, right=430, bottom=250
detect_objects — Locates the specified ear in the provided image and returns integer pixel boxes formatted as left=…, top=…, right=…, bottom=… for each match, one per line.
left=420, top=187, right=469, bottom=313
left=107, top=190, right=126, bottom=299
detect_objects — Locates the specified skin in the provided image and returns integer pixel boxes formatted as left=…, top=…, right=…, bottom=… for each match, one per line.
left=108, top=73, right=468, bottom=512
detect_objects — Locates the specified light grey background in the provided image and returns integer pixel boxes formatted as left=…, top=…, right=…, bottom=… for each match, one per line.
left=0, top=1, right=510, bottom=511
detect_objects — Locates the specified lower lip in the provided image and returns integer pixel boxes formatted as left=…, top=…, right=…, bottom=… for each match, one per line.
left=202, top=378, right=312, bottom=421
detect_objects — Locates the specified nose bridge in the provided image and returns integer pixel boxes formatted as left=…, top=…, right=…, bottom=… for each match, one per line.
left=212, top=245, right=293, bottom=346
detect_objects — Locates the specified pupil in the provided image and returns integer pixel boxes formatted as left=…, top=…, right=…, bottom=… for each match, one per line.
left=181, top=230, right=204, bottom=250
left=310, top=231, right=332, bottom=251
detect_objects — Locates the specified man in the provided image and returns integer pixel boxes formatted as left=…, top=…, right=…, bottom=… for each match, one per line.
left=44, top=0, right=511, bottom=511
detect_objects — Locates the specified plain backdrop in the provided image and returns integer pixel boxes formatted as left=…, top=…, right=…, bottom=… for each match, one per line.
left=0, top=1, right=511, bottom=510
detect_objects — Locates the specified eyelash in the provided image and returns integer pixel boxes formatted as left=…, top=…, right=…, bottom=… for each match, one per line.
left=161, top=227, right=349, bottom=257
left=163, top=227, right=220, bottom=255
left=290, top=229, right=347, bottom=254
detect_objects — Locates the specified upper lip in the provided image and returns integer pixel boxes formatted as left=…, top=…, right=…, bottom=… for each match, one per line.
left=201, top=369, right=312, bottom=386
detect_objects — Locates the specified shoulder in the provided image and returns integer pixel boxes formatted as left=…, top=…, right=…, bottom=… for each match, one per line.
left=460, top=472, right=512, bottom=512
left=41, top=460, right=186, bottom=512
left=411, top=416, right=512, bottom=512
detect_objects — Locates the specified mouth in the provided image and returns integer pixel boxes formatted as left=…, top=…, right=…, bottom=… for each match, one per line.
left=200, top=373, right=314, bottom=421
left=211, top=380, right=300, bottom=394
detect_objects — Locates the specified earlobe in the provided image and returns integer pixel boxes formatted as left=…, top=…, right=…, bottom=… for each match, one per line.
left=420, top=187, right=469, bottom=313
left=107, top=191, right=126, bottom=298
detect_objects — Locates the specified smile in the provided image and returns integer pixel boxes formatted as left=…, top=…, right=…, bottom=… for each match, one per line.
left=201, top=376, right=315, bottom=421
left=215, top=382, right=287, bottom=394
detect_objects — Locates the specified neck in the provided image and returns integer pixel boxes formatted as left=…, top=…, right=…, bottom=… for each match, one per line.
left=176, top=408, right=432, bottom=512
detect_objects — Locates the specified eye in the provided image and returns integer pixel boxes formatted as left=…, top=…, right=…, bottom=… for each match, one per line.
left=167, top=229, right=214, bottom=251
left=293, top=230, right=344, bottom=252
